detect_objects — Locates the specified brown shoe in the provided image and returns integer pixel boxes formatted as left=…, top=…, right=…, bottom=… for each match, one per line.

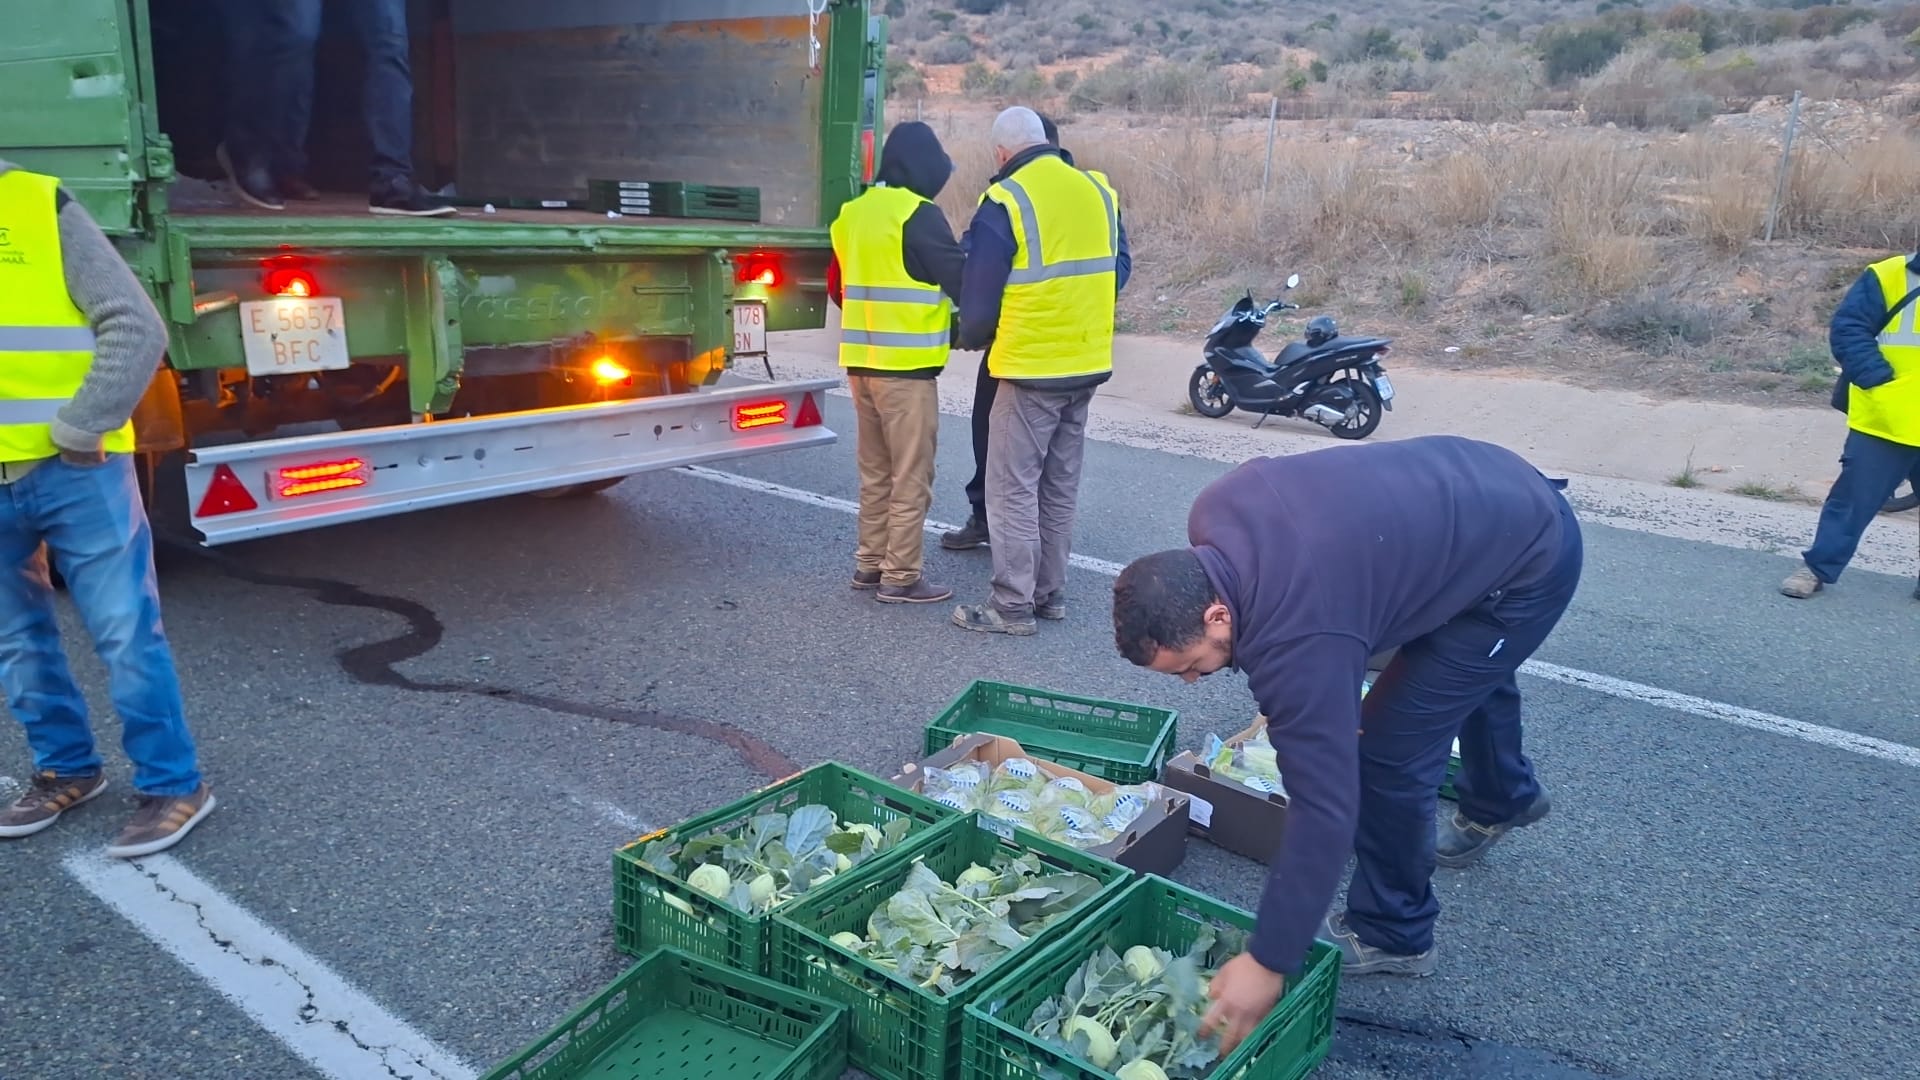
left=1780, top=567, right=1823, bottom=599
left=1036, top=591, right=1066, bottom=620
left=0, top=771, right=109, bottom=838
left=105, top=783, right=217, bottom=858
left=877, top=578, right=953, bottom=604
left=851, top=569, right=882, bottom=590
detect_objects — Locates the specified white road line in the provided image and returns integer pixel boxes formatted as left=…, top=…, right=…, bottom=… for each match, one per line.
left=63, top=851, right=478, bottom=1080
left=678, top=464, right=1920, bottom=771
left=593, top=801, right=656, bottom=837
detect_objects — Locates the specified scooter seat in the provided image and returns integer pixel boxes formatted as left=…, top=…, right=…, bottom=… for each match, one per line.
left=1274, top=341, right=1315, bottom=367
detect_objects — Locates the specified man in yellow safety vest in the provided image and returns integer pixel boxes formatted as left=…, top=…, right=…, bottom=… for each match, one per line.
left=827, top=121, right=967, bottom=604
left=950, top=106, right=1131, bottom=636
left=0, top=161, right=217, bottom=857
left=1781, top=251, right=1920, bottom=601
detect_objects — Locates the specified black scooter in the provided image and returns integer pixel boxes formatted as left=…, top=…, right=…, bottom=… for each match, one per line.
left=1187, top=274, right=1394, bottom=440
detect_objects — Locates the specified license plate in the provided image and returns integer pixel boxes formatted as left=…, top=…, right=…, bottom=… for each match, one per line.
left=239, top=297, right=350, bottom=377
left=1374, top=373, right=1395, bottom=400
left=733, top=300, right=768, bottom=357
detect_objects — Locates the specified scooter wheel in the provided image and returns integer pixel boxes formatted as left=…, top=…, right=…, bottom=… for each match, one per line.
left=1883, top=482, right=1918, bottom=514
left=1188, top=367, right=1234, bottom=418
left=1328, top=379, right=1384, bottom=440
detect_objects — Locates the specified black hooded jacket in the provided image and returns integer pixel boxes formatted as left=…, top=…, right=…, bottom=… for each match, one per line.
left=828, top=121, right=967, bottom=379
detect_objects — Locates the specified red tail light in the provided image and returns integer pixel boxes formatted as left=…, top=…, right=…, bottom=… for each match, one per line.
left=262, top=265, right=317, bottom=298
left=274, top=457, right=370, bottom=499
left=861, top=129, right=876, bottom=183
left=794, top=392, right=822, bottom=429
left=732, top=400, right=789, bottom=430
left=736, top=252, right=782, bottom=288
left=196, top=464, right=259, bottom=517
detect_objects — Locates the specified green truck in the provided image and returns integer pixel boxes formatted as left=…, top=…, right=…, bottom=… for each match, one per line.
left=2, top=0, right=884, bottom=544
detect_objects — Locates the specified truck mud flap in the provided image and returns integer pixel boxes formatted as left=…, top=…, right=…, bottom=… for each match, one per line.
left=182, top=378, right=838, bottom=546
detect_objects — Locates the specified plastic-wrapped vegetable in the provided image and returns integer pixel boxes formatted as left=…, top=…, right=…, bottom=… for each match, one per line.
left=919, top=758, right=1160, bottom=852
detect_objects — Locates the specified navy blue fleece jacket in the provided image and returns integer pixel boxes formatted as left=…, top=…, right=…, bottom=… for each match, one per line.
left=956, top=144, right=1132, bottom=388
left=1185, top=435, right=1570, bottom=978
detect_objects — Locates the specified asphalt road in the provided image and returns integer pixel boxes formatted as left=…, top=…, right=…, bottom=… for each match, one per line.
left=0, top=393, right=1915, bottom=1080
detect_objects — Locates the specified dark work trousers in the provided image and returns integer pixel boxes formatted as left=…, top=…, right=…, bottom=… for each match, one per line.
left=1344, top=491, right=1584, bottom=956
left=963, top=349, right=999, bottom=520
left=222, top=0, right=417, bottom=187
left=1801, top=428, right=1920, bottom=584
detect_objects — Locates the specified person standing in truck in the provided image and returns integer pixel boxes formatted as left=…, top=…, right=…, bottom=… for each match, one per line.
left=1109, top=435, right=1582, bottom=1052
left=826, top=121, right=967, bottom=605
left=1779, top=251, right=1920, bottom=601
left=0, top=162, right=217, bottom=857
left=949, top=107, right=1129, bottom=636
left=941, top=114, right=1132, bottom=554
left=216, top=0, right=454, bottom=217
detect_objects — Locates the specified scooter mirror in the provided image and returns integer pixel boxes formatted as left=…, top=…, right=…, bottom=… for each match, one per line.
left=1285, top=273, right=1301, bottom=289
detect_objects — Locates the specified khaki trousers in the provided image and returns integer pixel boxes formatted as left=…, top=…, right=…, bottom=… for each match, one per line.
left=849, top=374, right=940, bottom=586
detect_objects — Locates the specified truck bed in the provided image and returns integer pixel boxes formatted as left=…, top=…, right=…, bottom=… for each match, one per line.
left=167, top=190, right=832, bottom=253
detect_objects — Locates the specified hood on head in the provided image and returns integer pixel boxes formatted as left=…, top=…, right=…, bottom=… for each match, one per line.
left=874, top=121, right=952, bottom=201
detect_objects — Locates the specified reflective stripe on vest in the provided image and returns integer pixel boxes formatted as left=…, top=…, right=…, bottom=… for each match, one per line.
left=983, top=154, right=1120, bottom=382
left=829, top=185, right=953, bottom=372
left=0, top=168, right=137, bottom=463
left=1857, top=254, right=1920, bottom=447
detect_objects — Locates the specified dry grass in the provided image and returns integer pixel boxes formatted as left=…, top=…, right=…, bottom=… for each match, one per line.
left=914, top=104, right=1920, bottom=398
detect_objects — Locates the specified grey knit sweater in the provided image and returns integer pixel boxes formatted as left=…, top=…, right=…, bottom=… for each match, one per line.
left=0, top=160, right=169, bottom=480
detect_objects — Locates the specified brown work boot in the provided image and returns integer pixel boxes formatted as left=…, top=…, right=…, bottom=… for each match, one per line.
left=1779, top=567, right=1823, bottom=599
left=877, top=578, right=953, bottom=604
left=105, top=783, right=217, bottom=859
left=0, top=771, right=109, bottom=839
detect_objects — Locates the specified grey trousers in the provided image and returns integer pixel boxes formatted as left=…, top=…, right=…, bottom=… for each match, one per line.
left=984, top=382, right=1096, bottom=616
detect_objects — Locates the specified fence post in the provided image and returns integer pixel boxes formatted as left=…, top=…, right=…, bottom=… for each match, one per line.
left=1764, top=90, right=1802, bottom=244
left=1260, top=95, right=1279, bottom=208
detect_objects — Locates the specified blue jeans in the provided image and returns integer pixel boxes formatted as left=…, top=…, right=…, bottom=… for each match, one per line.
left=1345, top=492, right=1583, bottom=956
left=223, top=0, right=417, bottom=187
left=0, top=455, right=201, bottom=796
left=1801, top=428, right=1920, bottom=584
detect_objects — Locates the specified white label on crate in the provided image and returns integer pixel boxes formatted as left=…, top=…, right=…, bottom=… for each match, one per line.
left=977, top=814, right=1015, bottom=841
left=1184, top=793, right=1214, bottom=829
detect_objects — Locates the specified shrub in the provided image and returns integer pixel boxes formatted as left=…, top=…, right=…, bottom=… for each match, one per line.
left=923, top=33, right=975, bottom=64
left=1584, top=288, right=1734, bottom=355
left=1539, top=25, right=1627, bottom=84
left=885, top=55, right=927, bottom=97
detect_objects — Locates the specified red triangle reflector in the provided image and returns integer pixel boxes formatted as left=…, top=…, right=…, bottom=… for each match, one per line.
left=196, top=463, right=259, bottom=517
left=794, top=392, right=822, bottom=429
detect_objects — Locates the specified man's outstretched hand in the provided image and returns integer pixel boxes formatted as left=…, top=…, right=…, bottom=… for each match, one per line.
left=1200, top=952, right=1286, bottom=1055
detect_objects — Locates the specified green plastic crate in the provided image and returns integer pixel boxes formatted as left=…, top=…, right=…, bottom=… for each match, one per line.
left=923, top=681, right=1179, bottom=785
left=962, top=876, right=1341, bottom=1080
left=770, top=812, right=1132, bottom=1080
left=586, top=179, right=762, bottom=221
left=481, top=946, right=847, bottom=1080
left=613, top=762, right=956, bottom=974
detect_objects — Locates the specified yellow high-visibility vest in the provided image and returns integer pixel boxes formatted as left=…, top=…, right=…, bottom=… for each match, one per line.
left=0, top=168, right=136, bottom=463
left=829, top=185, right=953, bottom=372
left=1859, top=253, right=1920, bottom=447
left=981, top=154, right=1119, bottom=382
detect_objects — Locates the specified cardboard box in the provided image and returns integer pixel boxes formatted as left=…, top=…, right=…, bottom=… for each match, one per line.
left=891, top=733, right=1190, bottom=876
left=1159, top=718, right=1288, bottom=864
left=1163, top=706, right=1465, bottom=864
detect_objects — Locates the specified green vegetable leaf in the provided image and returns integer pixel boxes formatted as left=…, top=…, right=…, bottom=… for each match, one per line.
left=746, top=813, right=787, bottom=857
left=727, top=881, right=756, bottom=911
left=824, top=830, right=866, bottom=855
left=785, top=805, right=835, bottom=859
left=638, top=841, right=679, bottom=876
left=882, top=817, right=912, bottom=846
left=679, top=833, right=729, bottom=867
left=888, top=889, right=959, bottom=946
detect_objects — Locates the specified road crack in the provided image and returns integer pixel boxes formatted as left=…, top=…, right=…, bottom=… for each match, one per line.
left=169, top=544, right=797, bottom=779
left=130, top=860, right=461, bottom=1080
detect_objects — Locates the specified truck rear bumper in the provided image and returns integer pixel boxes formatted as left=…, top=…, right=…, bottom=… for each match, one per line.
left=182, top=378, right=838, bottom=545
